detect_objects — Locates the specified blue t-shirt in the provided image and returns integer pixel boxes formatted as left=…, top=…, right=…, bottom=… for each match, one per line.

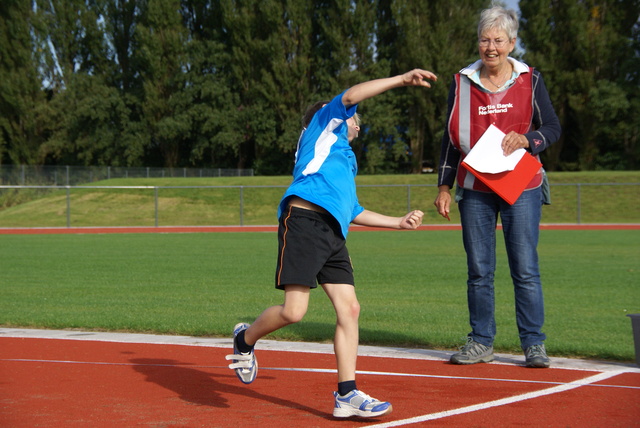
left=278, top=91, right=365, bottom=238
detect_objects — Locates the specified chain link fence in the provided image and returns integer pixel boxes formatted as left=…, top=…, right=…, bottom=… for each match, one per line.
left=0, top=182, right=638, bottom=228
left=0, top=165, right=253, bottom=186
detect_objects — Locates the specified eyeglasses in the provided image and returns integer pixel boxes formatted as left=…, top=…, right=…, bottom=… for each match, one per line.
left=478, top=38, right=510, bottom=48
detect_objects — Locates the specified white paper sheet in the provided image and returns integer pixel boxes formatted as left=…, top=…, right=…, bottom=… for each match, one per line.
left=463, top=124, right=526, bottom=173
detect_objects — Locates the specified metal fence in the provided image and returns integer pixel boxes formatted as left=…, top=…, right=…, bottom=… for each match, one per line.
left=0, top=164, right=254, bottom=186
left=0, top=182, right=638, bottom=228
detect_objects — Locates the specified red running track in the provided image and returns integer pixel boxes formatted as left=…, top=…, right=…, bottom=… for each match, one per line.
left=1, top=330, right=638, bottom=427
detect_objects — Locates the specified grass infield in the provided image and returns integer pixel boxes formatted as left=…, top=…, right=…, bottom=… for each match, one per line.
left=1, top=229, right=638, bottom=362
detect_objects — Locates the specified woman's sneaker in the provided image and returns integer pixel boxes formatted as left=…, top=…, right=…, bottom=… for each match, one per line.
left=450, top=337, right=494, bottom=364
left=225, top=323, right=258, bottom=384
left=332, top=389, right=392, bottom=418
left=525, top=344, right=550, bottom=368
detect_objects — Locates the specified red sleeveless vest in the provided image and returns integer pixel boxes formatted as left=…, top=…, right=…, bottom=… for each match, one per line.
left=448, top=70, right=542, bottom=192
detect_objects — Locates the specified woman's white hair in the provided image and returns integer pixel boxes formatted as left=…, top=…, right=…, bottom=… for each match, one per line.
left=478, top=2, right=519, bottom=40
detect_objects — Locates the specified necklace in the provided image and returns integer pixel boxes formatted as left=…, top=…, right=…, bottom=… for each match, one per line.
left=484, top=66, right=510, bottom=88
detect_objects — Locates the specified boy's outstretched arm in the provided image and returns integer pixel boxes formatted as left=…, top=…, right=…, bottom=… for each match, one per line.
left=342, top=69, right=437, bottom=108
left=352, top=209, right=424, bottom=230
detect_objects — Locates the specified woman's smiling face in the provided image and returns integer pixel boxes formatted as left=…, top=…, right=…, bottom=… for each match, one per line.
left=478, top=28, right=515, bottom=70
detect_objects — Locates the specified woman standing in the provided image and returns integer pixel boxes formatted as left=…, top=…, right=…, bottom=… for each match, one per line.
left=434, top=3, right=561, bottom=368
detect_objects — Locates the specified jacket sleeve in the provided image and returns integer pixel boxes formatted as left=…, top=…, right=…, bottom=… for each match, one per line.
left=437, top=78, right=461, bottom=188
left=525, top=70, right=562, bottom=155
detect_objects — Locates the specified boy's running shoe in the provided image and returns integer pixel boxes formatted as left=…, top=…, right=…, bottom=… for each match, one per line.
left=332, top=389, right=392, bottom=418
left=225, top=323, right=258, bottom=384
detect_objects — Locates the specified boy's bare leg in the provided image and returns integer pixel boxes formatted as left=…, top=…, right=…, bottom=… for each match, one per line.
left=243, top=284, right=310, bottom=346
left=321, top=283, right=360, bottom=382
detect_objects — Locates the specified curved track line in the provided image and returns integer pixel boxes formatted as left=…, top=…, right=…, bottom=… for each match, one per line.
left=367, top=371, right=622, bottom=427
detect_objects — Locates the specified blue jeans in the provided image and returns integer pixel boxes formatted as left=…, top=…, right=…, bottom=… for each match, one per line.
left=458, top=187, right=546, bottom=350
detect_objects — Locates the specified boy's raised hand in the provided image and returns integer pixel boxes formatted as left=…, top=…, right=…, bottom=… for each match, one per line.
left=342, top=68, right=437, bottom=107
left=402, top=69, right=438, bottom=88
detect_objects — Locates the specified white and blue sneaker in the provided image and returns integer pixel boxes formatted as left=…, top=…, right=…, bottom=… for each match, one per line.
left=225, top=323, right=258, bottom=384
left=333, top=389, right=392, bottom=418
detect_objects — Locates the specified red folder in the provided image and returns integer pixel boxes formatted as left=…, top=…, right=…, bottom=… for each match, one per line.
left=462, top=152, right=542, bottom=205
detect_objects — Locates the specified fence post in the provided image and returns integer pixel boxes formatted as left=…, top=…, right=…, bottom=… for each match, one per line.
left=239, top=186, right=244, bottom=226
left=66, top=186, right=71, bottom=228
left=576, top=183, right=581, bottom=224
left=154, top=187, right=159, bottom=227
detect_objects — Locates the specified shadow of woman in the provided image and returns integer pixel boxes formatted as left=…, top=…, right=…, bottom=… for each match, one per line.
left=129, top=358, right=331, bottom=419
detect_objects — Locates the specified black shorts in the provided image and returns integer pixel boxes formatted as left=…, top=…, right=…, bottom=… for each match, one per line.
left=275, top=206, right=354, bottom=289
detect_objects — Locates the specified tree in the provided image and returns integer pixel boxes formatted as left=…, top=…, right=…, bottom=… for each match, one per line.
left=520, top=0, right=640, bottom=170
left=180, top=0, right=237, bottom=168
left=257, top=0, right=315, bottom=175
left=373, top=0, right=485, bottom=173
left=39, top=73, right=141, bottom=166
left=135, top=0, right=191, bottom=168
left=32, top=0, right=145, bottom=167
left=36, top=0, right=110, bottom=90
left=215, top=0, right=350, bottom=174
left=340, top=0, right=395, bottom=174
left=213, top=0, right=279, bottom=171
left=2, top=0, right=637, bottom=173
left=0, top=0, right=47, bottom=165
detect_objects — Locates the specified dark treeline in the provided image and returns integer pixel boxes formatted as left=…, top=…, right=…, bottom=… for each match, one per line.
left=1, top=0, right=638, bottom=175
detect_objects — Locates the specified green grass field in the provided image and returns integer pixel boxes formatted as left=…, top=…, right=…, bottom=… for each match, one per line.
left=1, top=229, right=638, bottom=362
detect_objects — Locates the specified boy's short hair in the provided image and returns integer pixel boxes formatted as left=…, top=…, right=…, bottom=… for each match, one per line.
left=302, top=101, right=329, bottom=128
left=301, top=101, right=361, bottom=128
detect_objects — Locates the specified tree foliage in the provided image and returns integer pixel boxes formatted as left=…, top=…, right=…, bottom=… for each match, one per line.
left=0, top=0, right=638, bottom=173
left=0, top=0, right=47, bottom=164
left=520, top=0, right=640, bottom=170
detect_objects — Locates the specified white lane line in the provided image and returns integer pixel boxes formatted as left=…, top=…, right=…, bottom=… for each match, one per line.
left=366, top=371, right=623, bottom=427
left=272, top=367, right=639, bottom=390
left=3, top=359, right=636, bottom=391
